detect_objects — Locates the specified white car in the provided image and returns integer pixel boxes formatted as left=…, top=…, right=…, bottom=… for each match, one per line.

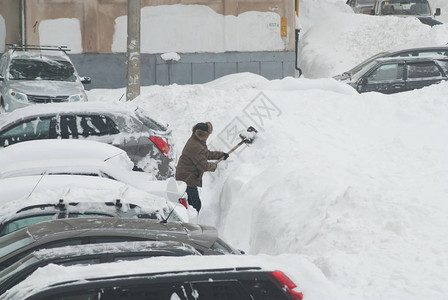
left=0, top=174, right=190, bottom=235
left=0, top=139, right=188, bottom=204
left=0, top=45, right=89, bottom=112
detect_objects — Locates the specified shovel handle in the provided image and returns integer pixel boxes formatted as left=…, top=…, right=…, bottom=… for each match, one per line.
left=216, top=140, right=245, bottom=164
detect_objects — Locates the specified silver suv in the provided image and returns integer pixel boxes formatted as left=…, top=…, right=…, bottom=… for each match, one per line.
left=0, top=45, right=90, bottom=112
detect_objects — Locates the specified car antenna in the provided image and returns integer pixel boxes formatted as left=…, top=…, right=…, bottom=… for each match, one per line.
left=103, top=150, right=127, bottom=162
left=160, top=189, right=188, bottom=224
left=25, top=171, right=48, bottom=200
left=118, top=93, right=125, bottom=101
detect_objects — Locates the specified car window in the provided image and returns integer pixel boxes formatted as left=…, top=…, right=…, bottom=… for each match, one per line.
left=57, top=115, right=119, bottom=138
left=8, top=58, right=77, bottom=82
left=367, top=63, right=404, bottom=81
left=436, top=60, right=448, bottom=75
left=0, top=117, right=53, bottom=146
left=407, top=62, right=443, bottom=79
left=380, top=0, right=430, bottom=16
left=0, top=214, right=57, bottom=237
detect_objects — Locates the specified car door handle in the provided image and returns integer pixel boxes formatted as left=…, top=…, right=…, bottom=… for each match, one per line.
left=392, top=83, right=405, bottom=88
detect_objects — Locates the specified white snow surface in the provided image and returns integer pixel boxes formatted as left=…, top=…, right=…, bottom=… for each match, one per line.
left=161, top=52, right=181, bottom=62
left=112, top=4, right=285, bottom=53
left=38, top=18, right=83, bottom=54
left=84, top=73, right=448, bottom=300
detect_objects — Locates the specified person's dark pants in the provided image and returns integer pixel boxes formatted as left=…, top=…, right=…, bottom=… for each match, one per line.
left=186, top=186, right=201, bottom=212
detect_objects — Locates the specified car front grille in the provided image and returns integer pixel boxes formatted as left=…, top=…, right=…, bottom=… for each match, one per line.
left=27, top=94, right=69, bottom=103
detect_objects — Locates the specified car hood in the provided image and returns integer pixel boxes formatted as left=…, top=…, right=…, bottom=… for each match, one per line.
left=7, top=80, right=85, bottom=96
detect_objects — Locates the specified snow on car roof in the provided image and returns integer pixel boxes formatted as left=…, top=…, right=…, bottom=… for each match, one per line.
left=0, top=175, right=169, bottom=210
left=2, top=254, right=302, bottom=300
left=9, top=49, right=71, bottom=60
left=0, top=139, right=133, bottom=172
left=0, top=102, right=138, bottom=128
left=32, top=240, right=199, bottom=260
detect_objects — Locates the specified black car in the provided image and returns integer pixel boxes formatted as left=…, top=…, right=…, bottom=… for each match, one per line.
left=2, top=255, right=303, bottom=300
left=0, top=217, right=241, bottom=271
left=0, top=240, right=200, bottom=295
left=335, top=55, right=448, bottom=94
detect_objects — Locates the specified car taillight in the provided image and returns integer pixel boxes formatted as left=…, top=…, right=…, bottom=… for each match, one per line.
left=268, top=271, right=303, bottom=300
left=149, top=136, right=171, bottom=158
left=179, top=198, right=188, bottom=209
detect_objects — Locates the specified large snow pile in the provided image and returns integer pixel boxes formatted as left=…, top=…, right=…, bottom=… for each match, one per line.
left=298, top=0, right=448, bottom=78
left=88, top=74, right=448, bottom=299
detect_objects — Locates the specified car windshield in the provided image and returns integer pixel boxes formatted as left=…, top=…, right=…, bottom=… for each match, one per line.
left=8, top=58, right=77, bottom=82
left=0, top=214, right=57, bottom=237
left=358, top=0, right=374, bottom=5
left=381, top=0, right=431, bottom=16
left=347, top=52, right=388, bottom=76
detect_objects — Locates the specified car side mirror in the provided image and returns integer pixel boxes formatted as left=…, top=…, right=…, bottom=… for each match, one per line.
left=81, top=76, right=91, bottom=84
left=435, top=8, right=441, bottom=16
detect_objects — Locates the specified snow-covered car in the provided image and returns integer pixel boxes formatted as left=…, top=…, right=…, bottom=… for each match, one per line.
left=334, top=45, right=448, bottom=81
left=0, top=217, right=242, bottom=271
left=371, top=0, right=441, bottom=25
left=335, top=55, right=448, bottom=94
left=0, top=45, right=90, bottom=112
left=0, top=174, right=190, bottom=231
left=0, top=139, right=188, bottom=203
left=346, top=0, right=375, bottom=14
left=0, top=241, right=200, bottom=295
left=1, top=255, right=302, bottom=300
left=0, top=102, right=176, bottom=179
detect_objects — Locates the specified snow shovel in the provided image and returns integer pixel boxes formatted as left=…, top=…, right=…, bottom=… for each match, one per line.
left=216, top=126, right=258, bottom=164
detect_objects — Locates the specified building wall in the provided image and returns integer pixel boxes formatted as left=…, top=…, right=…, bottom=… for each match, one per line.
left=21, top=0, right=294, bottom=54
left=70, top=51, right=295, bottom=89
left=0, top=0, right=20, bottom=46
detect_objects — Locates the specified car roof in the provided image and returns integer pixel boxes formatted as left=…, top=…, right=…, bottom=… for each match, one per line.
left=7, top=49, right=71, bottom=61
left=0, top=175, right=168, bottom=207
left=0, top=102, right=138, bottom=129
left=0, top=217, right=219, bottom=252
left=2, top=255, right=293, bottom=300
left=0, top=139, right=133, bottom=171
left=376, top=55, right=448, bottom=63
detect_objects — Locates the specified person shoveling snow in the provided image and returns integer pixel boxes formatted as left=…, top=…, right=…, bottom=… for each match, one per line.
left=175, top=122, right=229, bottom=213
left=175, top=123, right=257, bottom=213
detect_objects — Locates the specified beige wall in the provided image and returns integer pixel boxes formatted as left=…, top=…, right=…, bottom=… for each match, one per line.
left=0, top=0, right=21, bottom=46
left=15, top=0, right=294, bottom=53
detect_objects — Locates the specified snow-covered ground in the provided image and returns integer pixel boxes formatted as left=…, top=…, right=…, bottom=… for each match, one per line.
left=2, top=0, right=448, bottom=298
left=87, top=73, right=448, bottom=300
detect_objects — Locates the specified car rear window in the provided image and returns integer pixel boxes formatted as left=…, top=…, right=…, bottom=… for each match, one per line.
left=136, top=112, right=167, bottom=132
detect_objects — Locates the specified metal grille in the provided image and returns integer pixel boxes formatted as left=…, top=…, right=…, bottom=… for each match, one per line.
left=27, top=94, right=69, bottom=103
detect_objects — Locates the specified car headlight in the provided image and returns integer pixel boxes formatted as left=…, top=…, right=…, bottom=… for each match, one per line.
left=69, top=93, right=85, bottom=102
left=9, top=90, right=28, bottom=102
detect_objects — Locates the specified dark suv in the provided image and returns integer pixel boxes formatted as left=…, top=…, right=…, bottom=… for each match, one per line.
left=0, top=217, right=241, bottom=271
left=335, top=51, right=448, bottom=94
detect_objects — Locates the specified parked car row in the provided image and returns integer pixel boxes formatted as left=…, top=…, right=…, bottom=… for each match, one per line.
left=334, top=46, right=448, bottom=94
left=0, top=45, right=303, bottom=299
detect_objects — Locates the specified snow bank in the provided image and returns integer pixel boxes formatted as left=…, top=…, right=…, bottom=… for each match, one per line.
left=112, top=4, right=285, bottom=53
left=87, top=74, right=448, bottom=300
left=39, top=18, right=83, bottom=53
